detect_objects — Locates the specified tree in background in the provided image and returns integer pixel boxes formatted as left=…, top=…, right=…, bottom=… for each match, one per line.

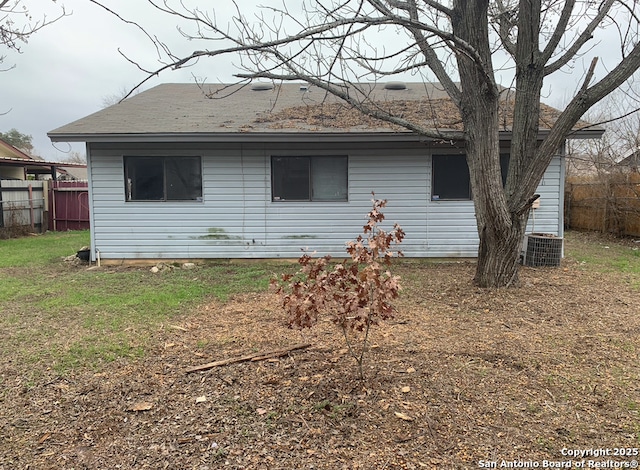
left=62, top=151, right=86, bottom=164
left=0, top=128, right=33, bottom=152
left=2, top=1, right=65, bottom=116
left=567, top=87, right=640, bottom=176
left=564, top=88, right=640, bottom=236
left=101, top=86, right=143, bottom=108
left=91, top=0, right=640, bottom=287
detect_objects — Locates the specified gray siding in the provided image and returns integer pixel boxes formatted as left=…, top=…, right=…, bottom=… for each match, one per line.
left=87, top=143, right=563, bottom=260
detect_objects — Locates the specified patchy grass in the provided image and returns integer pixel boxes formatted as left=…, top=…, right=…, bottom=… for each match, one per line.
left=565, top=230, right=640, bottom=274
left=1, top=230, right=638, bottom=374
left=565, top=230, right=640, bottom=289
left=0, top=234, right=274, bottom=373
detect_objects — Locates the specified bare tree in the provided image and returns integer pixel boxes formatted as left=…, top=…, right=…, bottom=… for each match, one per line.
left=62, top=150, right=86, bottom=164
left=90, top=0, right=640, bottom=287
left=1, top=0, right=65, bottom=115
left=101, top=86, right=143, bottom=108
left=567, top=86, right=640, bottom=175
left=1, top=0, right=65, bottom=70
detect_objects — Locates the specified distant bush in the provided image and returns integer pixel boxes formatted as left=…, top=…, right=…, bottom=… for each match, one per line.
left=0, top=202, right=33, bottom=239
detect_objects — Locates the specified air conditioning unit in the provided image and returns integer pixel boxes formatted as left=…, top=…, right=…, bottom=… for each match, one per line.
left=523, top=233, right=563, bottom=267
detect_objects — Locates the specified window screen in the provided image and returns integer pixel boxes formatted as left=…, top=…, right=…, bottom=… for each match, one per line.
left=431, top=154, right=511, bottom=200
left=272, top=156, right=348, bottom=201
left=432, top=154, right=471, bottom=200
left=124, top=156, right=202, bottom=201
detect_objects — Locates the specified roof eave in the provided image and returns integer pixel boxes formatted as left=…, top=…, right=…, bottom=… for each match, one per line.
left=48, top=127, right=604, bottom=144
left=564, top=127, right=606, bottom=140
left=48, top=131, right=454, bottom=144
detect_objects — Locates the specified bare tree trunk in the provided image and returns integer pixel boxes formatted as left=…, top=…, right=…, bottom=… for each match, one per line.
left=468, top=110, right=527, bottom=287
left=475, top=216, right=527, bottom=287
left=452, top=0, right=524, bottom=287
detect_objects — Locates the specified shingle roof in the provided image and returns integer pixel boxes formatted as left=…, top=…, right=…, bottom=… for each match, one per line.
left=48, top=82, right=599, bottom=141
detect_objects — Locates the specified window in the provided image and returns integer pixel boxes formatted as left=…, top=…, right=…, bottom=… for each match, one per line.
left=272, top=156, right=348, bottom=201
left=432, top=154, right=471, bottom=200
left=431, top=153, right=511, bottom=200
left=124, top=156, right=202, bottom=201
left=500, top=154, right=510, bottom=186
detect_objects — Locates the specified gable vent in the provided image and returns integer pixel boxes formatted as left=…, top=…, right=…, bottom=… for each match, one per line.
left=251, top=82, right=274, bottom=91
left=384, top=81, right=407, bottom=90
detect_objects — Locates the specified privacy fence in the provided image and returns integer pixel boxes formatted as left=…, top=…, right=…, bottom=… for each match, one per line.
left=564, top=173, right=640, bottom=237
left=0, top=180, right=89, bottom=237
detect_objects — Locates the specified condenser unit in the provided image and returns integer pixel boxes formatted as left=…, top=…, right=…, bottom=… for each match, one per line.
left=523, top=233, right=563, bottom=267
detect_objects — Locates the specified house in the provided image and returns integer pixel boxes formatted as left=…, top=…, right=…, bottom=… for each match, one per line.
left=616, top=149, right=640, bottom=171
left=47, top=82, right=602, bottom=262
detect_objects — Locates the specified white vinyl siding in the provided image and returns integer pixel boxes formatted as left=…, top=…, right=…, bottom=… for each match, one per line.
left=86, top=142, right=563, bottom=260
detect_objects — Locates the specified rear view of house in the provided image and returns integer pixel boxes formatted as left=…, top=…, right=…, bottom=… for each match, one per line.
left=48, top=82, right=600, bottom=262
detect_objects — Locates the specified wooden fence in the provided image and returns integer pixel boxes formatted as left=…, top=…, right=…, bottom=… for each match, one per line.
left=0, top=180, right=89, bottom=237
left=0, top=180, right=46, bottom=233
left=565, top=173, right=640, bottom=237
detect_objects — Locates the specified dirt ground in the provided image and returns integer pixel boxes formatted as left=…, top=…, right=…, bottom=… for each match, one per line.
left=2, top=242, right=640, bottom=469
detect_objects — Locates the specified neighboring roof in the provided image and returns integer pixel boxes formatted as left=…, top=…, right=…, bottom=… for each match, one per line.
left=48, top=82, right=602, bottom=143
left=59, top=165, right=88, bottom=180
left=0, top=138, right=36, bottom=160
left=0, top=138, right=87, bottom=176
left=617, top=149, right=640, bottom=169
left=0, top=138, right=54, bottom=174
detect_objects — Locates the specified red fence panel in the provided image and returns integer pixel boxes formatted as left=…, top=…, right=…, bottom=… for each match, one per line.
left=48, top=181, right=90, bottom=231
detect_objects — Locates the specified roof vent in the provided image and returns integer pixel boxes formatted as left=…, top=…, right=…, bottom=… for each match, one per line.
left=384, top=81, right=407, bottom=90
left=250, top=82, right=274, bottom=91
left=299, top=84, right=309, bottom=91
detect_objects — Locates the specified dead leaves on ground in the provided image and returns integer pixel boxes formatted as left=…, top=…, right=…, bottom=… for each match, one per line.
left=2, top=260, right=640, bottom=469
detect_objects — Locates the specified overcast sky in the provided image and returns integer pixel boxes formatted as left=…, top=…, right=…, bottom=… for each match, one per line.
left=1, top=1, right=246, bottom=160
left=0, top=1, right=631, bottom=161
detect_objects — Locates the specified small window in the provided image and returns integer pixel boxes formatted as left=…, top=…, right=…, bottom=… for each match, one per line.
left=432, top=154, right=471, bottom=200
left=272, top=156, right=348, bottom=201
left=124, top=156, right=202, bottom=201
left=431, top=154, right=511, bottom=201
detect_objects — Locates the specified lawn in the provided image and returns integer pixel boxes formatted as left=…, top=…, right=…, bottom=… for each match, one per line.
left=0, top=231, right=274, bottom=373
left=1, top=230, right=639, bottom=469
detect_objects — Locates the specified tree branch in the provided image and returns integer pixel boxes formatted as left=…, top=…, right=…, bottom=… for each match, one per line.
left=521, top=42, right=640, bottom=203
left=492, top=0, right=517, bottom=57
left=386, top=0, right=452, bottom=17
left=543, top=0, right=615, bottom=76
left=368, top=0, right=461, bottom=104
left=185, top=343, right=311, bottom=373
left=539, top=0, right=576, bottom=64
